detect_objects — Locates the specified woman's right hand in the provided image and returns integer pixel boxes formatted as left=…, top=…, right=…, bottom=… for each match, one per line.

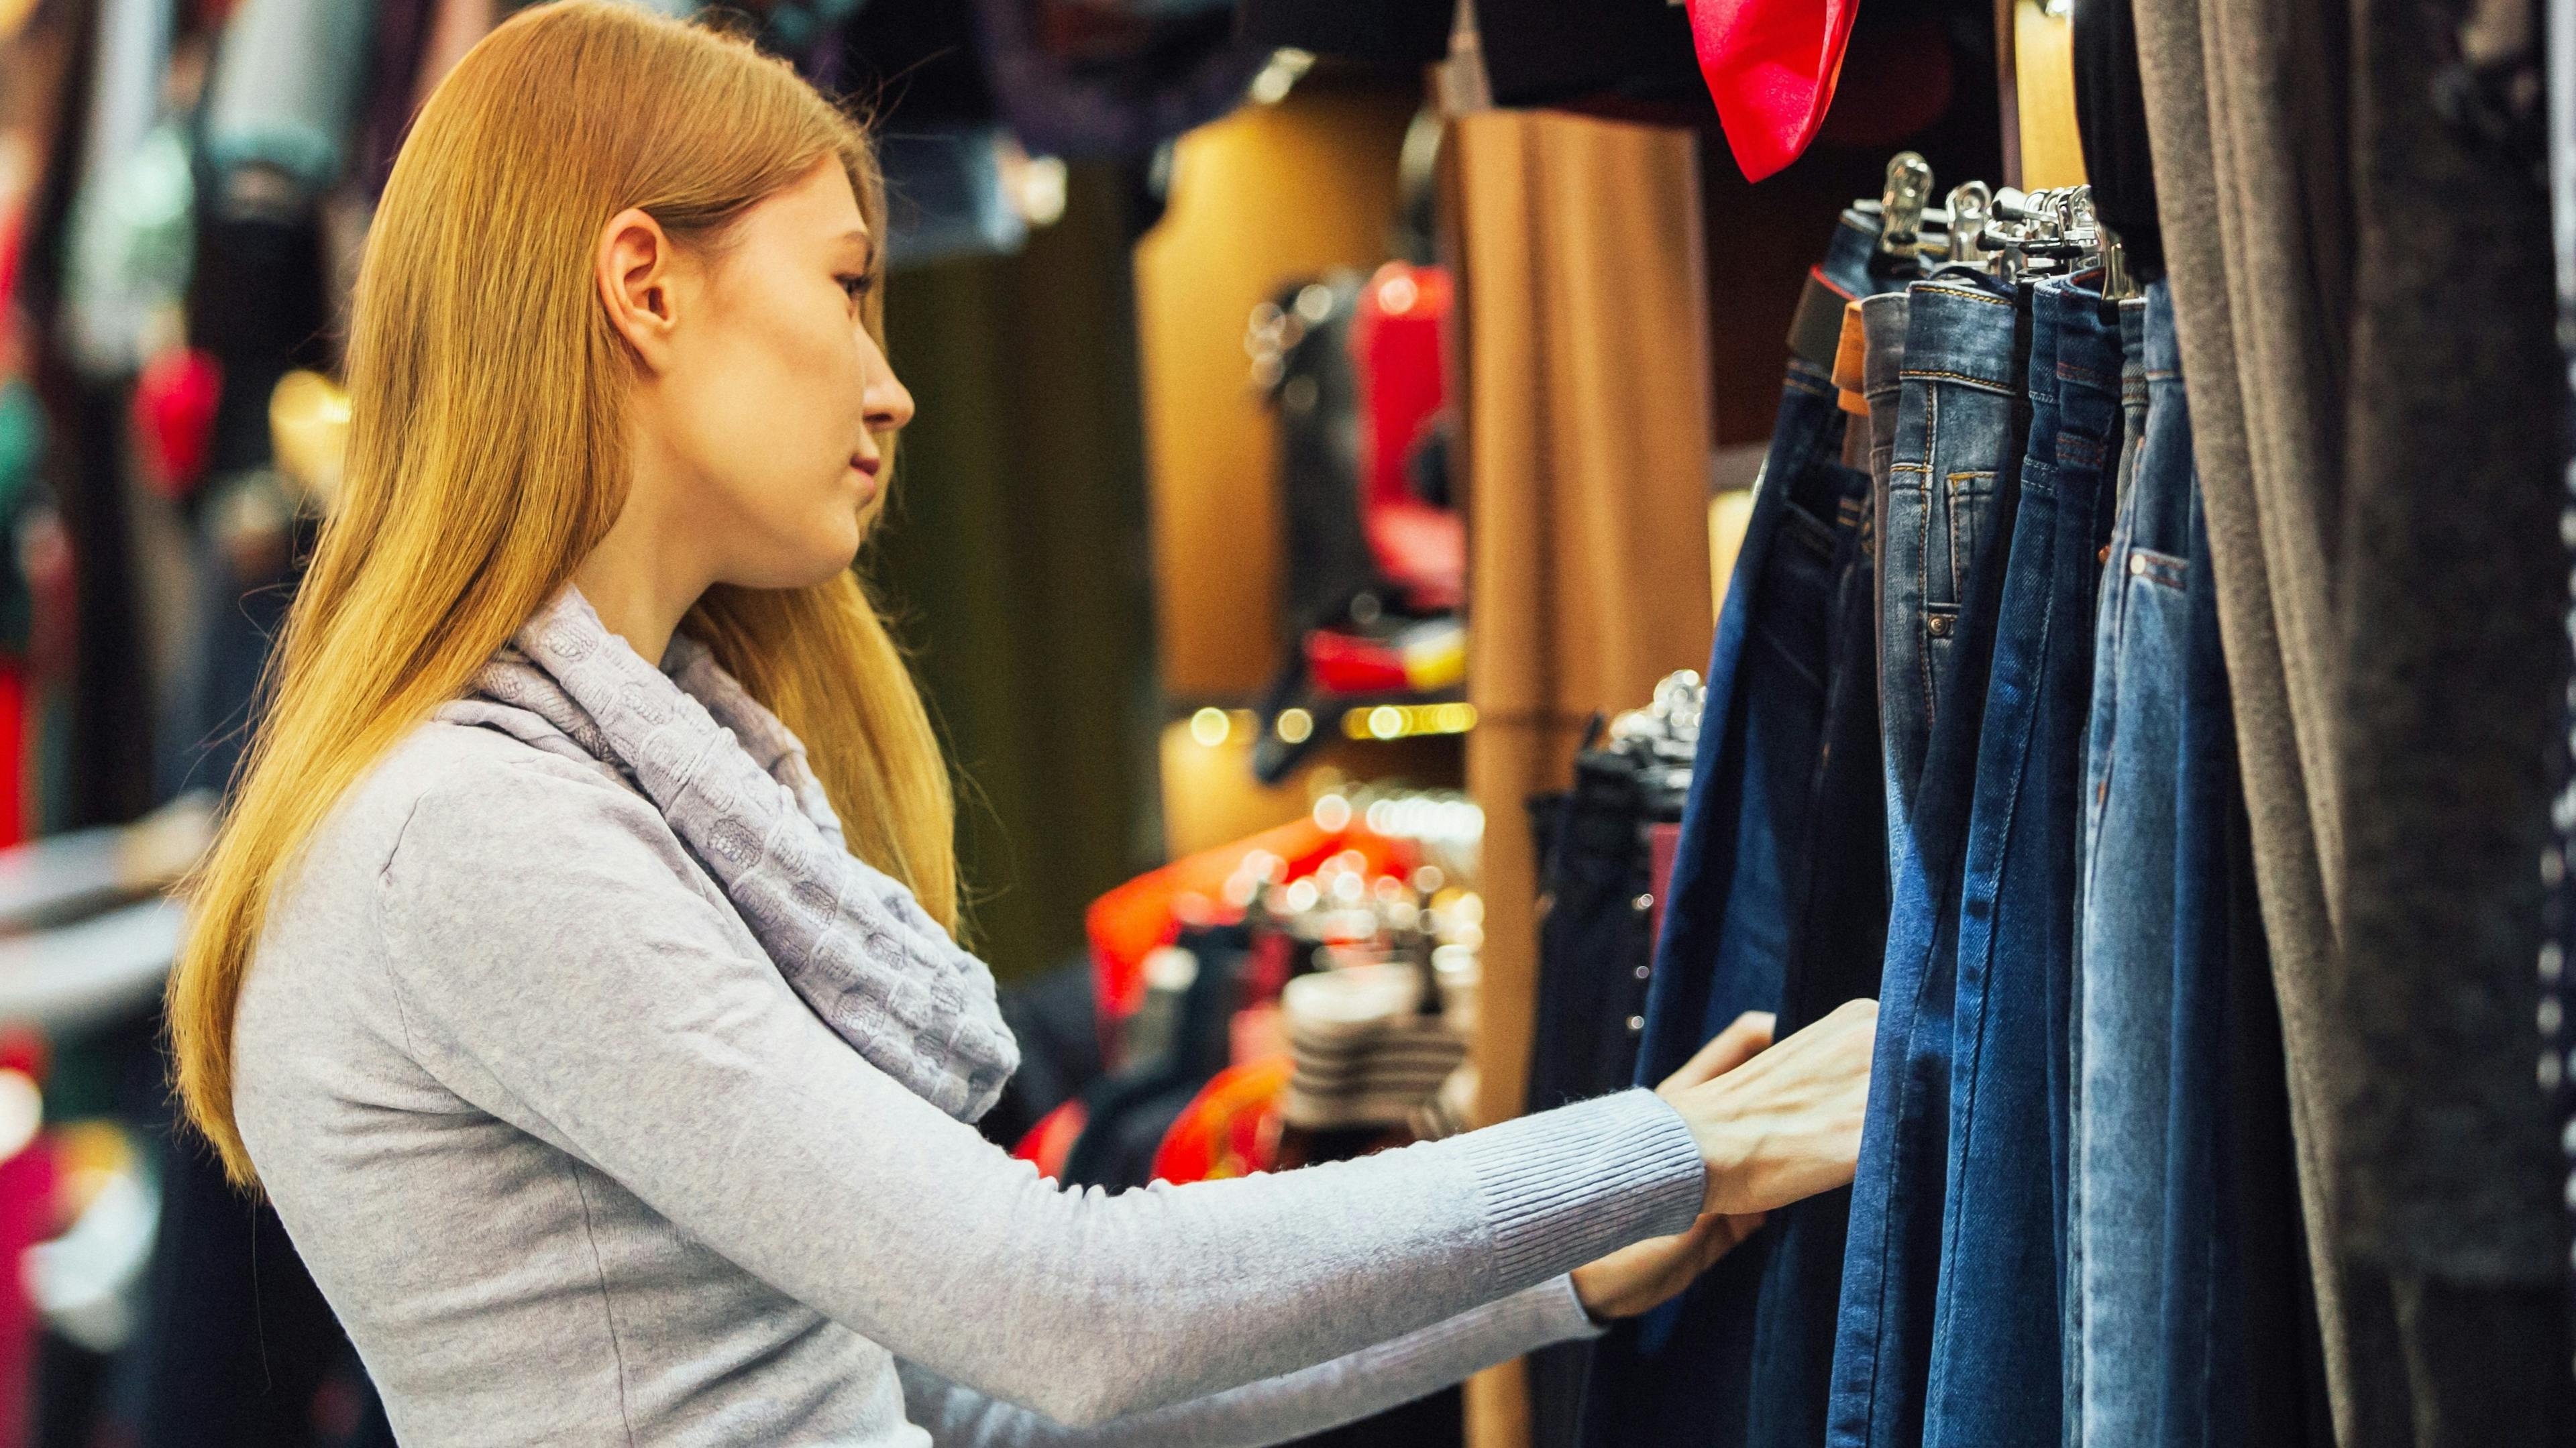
left=1664, top=997, right=1879, bottom=1217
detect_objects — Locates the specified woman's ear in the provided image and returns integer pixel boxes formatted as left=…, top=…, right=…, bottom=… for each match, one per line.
left=596, top=207, right=684, bottom=372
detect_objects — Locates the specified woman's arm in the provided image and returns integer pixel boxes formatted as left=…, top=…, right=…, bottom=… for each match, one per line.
left=372, top=755, right=1708, bottom=1429
left=898, top=1274, right=1597, bottom=1448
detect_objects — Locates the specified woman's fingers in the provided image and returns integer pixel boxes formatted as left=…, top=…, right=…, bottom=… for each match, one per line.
left=1569, top=1209, right=1771, bottom=1321
left=1656, top=1010, right=1778, bottom=1100
left=1674, top=997, right=1879, bottom=1217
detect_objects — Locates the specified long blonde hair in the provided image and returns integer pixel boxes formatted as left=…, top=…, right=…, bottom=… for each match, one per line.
left=168, top=0, right=958, bottom=1185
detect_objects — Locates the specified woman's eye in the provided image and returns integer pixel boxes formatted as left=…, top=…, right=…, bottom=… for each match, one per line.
left=839, top=273, right=876, bottom=300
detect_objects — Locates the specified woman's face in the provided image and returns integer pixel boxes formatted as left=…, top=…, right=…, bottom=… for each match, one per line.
left=617, top=158, right=914, bottom=591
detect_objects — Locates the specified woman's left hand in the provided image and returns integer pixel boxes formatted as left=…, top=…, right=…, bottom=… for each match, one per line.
left=1569, top=1011, right=1778, bottom=1321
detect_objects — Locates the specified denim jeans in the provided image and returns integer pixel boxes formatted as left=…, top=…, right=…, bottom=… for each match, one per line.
left=1828, top=268, right=2029, bottom=1448
left=2067, top=279, right=2253, bottom=1448
left=2061, top=292, right=2150, bottom=1436
left=1524, top=748, right=1663, bottom=1448
left=1916, top=276, right=2120, bottom=1448
left=1860, top=291, right=1911, bottom=501
left=1584, top=209, right=1889, bottom=1448
left=1732, top=280, right=1914, bottom=1448
left=1876, top=271, right=2027, bottom=833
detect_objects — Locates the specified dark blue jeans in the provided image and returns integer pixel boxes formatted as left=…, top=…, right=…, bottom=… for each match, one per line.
left=1828, top=269, right=2029, bottom=1448
left=1917, top=276, right=2119, bottom=1448
left=1737, top=278, right=1913, bottom=1448
left=1582, top=209, right=1888, bottom=1448
left=1524, top=748, right=1663, bottom=1448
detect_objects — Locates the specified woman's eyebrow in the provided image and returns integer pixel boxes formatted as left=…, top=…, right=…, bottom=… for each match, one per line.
left=837, top=228, right=877, bottom=269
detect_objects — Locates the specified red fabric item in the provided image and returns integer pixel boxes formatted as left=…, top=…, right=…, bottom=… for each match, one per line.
left=1685, top=0, right=1862, bottom=182
left=1352, top=265, right=1445, bottom=516
left=1084, top=821, right=1418, bottom=1023
left=1012, top=1099, right=1088, bottom=1180
left=0, top=203, right=24, bottom=331
left=1150, top=1056, right=1289, bottom=1186
left=0, top=666, right=27, bottom=850
left=130, top=348, right=222, bottom=501
left=1350, top=263, right=1464, bottom=609
left=1303, top=629, right=1411, bottom=695
left=0, top=1129, right=52, bottom=1448
left=1648, top=821, right=1682, bottom=951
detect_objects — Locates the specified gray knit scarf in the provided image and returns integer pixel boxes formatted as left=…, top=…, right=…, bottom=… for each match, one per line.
left=434, top=588, right=1018, bottom=1122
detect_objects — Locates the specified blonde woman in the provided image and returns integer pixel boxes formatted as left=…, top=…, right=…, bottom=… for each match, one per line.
left=165, top=4, right=1880, bottom=1443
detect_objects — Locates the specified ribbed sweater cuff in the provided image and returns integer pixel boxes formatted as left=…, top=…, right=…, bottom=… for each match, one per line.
left=1537, top=1274, right=1611, bottom=1342
left=1450, top=1089, right=1706, bottom=1286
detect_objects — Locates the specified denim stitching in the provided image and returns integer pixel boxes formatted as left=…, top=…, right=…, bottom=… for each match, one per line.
left=1902, top=368, right=2017, bottom=395
left=1917, top=285, right=2015, bottom=310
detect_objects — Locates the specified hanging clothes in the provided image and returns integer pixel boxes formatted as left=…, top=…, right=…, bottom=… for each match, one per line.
left=2120, top=0, right=2363, bottom=1416
left=2129, top=0, right=2576, bottom=1433
left=2328, top=1, right=2574, bottom=1439
left=2548, top=0, right=2576, bottom=1398
left=2069, top=276, right=2332, bottom=1448
left=1521, top=694, right=1689, bottom=1448
left=1912, top=274, right=2118, bottom=1448
left=1827, top=264, right=2029, bottom=1448
left=2069, top=0, right=2161, bottom=280
left=1580, top=207, right=1894, bottom=1448
left=1682, top=0, right=1862, bottom=180
left=200, top=0, right=378, bottom=209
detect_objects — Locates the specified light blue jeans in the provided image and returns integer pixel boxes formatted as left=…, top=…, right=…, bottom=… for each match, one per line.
left=2072, top=280, right=2231, bottom=1447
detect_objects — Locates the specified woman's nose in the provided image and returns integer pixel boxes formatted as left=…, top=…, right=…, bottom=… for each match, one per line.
left=860, top=330, right=915, bottom=433
left=866, top=368, right=915, bottom=433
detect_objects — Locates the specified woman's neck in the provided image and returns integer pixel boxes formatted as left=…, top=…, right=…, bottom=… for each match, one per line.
left=572, top=557, right=690, bottom=666
left=573, top=463, right=706, bottom=666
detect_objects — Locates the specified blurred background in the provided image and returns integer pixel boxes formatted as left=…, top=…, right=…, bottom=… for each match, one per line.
left=0, top=0, right=2025, bottom=1443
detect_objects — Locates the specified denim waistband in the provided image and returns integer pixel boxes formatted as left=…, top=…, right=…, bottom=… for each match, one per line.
left=2143, top=280, right=2182, bottom=378
left=2118, top=296, right=2147, bottom=398
left=1899, top=268, right=2023, bottom=394
left=2031, top=280, right=2123, bottom=408
left=2027, top=277, right=2123, bottom=478
left=1861, top=292, right=1911, bottom=402
left=1819, top=207, right=1883, bottom=299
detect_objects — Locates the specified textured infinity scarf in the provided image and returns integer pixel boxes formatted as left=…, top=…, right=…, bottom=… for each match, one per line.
left=435, top=588, right=1018, bottom=1121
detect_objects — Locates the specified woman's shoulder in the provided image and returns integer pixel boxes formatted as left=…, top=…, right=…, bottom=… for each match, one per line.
left=282, top=719, right=694, bottom=939
left=344, top=718, right=655, bottom=864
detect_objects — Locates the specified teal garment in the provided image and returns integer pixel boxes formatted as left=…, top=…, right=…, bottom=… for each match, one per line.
left=0, top=382, right=43, bottom=657
left=203, top=0, right=377, bottom=202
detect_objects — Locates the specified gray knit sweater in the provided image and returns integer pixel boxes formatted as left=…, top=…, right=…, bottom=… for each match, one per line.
left=233, top=720, right=1708, bottom=1445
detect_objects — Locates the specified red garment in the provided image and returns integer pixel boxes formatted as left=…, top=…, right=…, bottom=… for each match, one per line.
left=0, top=665, right=26, bottom=849
left=129, top=349, right=221, bottom=502
left=1012, top=1099, right=1088, bottom=1180
left=1648, top=821, right=1681, bottom=952
left=1150, top=1056, right=1289, bottom=1186
left=0, top=1034, right=51, bottom=1448
left=1350, top=264, right=1462, bottom=608
left=1685, top=0, right=1861, bottom=182
left=1084, top=820, right=1416, bottom=1023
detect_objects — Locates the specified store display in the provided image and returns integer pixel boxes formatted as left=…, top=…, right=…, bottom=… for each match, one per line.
left=0, top=0, right=2560, bottom=1438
